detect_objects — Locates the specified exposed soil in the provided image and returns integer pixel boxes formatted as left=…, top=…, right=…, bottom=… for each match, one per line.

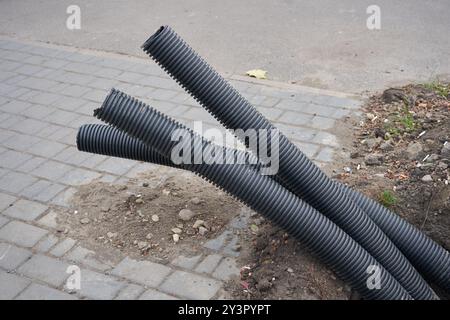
left=228, top=83, right=449, bottom=300
left=226, top=221, right=352, bottom=300
left=59, top=168, right=241, bottom=263
left=336, top=83, right=449, bottom=251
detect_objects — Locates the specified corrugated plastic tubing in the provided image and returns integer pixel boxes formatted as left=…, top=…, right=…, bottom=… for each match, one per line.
left=140, top=26, right=446, bottom=297
left=91, top=89, right=411, bottom=300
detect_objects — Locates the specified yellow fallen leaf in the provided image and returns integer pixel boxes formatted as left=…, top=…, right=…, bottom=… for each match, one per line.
left=246, top=69, right=267, bottom=80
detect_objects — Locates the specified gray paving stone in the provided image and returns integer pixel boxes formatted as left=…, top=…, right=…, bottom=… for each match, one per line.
left=17, top=77, right=59, bottom=91
left=116, top=71, right=145, bottom=83
left=58, top=168, right=101, bottom=186
left=0, top=221, right=47, bottom=247
left=14, top=118, right=49, bottom=135
left=14, top=64, right=44, bottom=76
left=96, top=158, right=136, bottom=176
left=314, top=147, right=335, bottom=162
left=26, top=92, right=61, bottom=105
left=61, top=84, right=91, bottom=98
left=114, top=283, right=145, bottom=300
left=293, top=141, right=320, bottom=158
left=0, top=100, right=31, bottom=114
left=212, top=257, right=240, bottom=281
left=0, top=270, right=30, bottom=299
left=203, top=230, right=232, bottom=251
left=50, top=187, right=76, bottom=207
left=170, top=254, right=202, bottom=270
left=36, top=210, right=58, bottom=229
left=138, top=75, right=175, bottom=90
left=16, top=283, right=77, bottom=300
left=15, top=156, right=47, bottom=173
left=22, top=105, right=54, bottom=121
left=78, top=269, right=124, bottom=300
left=0, top=171, right=38, bottom=193
left=18, top=254, right=69, bottom=287
left=278, top=111, right=313, bottom=127
left=256, top=106, right=283, bottom=121
left=0, top=192, right=16, bottom=211
left=312, top=131, right=339, bottom=147
left=310, top=116, right=336, bottom=130
left=32, top=160, right=73, bottom=181
left=20, top=180, right=66, bottom=202
left=50, top=238, right=76, bottom=257
left=160, top=271, right=221, bottom=300
left=0, top=243, right=32, bottom=270
left=27, top=140, right=67, bottom=158
left=195, top=254, right=223, bottom=275
left=34, top=234, right=59, bottom=253
left=45, top=109, right=80, bottom=126
left=2, top=199, right=48, bottom=221
left=0, top=216, right=9, bottom=228
left=112, top=257, right=172, bottom=287
left=0, top=114, right=24, bottom=130
left=139, top=288, right=178, bottom=300
left=222, top=234, right=241, bottom=257
left=66, top=246, right=112, bottom=272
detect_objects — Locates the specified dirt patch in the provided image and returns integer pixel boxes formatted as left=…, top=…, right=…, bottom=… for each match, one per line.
left=335, top=83, right=449, bottom=250
left=226, top=220, right=351, bottom=300
left=58, top=169, right=241, bottom=263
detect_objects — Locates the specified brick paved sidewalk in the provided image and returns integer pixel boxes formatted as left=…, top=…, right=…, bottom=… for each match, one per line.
left=0, top=38, right=361, bottom=300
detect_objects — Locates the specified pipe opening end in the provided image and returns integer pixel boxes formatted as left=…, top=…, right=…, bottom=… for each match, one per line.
left=141, top=25, right=166, bottom=49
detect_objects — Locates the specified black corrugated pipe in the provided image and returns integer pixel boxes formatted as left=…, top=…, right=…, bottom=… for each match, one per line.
left=140, top=26, right=446, bottom=297
left=91, top=89, right=412, bottom=300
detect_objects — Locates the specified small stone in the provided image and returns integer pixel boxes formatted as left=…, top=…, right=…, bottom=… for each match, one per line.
left=80, top=217, right=90, bottom=225
left=406, top=142, right=423, bottom=160
left=173, top=234, right=180, bottom=243
left=151, top=214, right=159, bottom=222
left=426, top=154, right=440, bottom=163
left=171, top=227, right=182, bottom=234
left=137, top=241, right=148, bottom=249
left=178, top=209, right=196, bottom=221
left=437, top=162, right=448, bottom=170
left=343, top=166, right=352, bottom=174
left=250, top=224, right=259, bottom=233
left=193, top=219, right=205, bottom=229
left=101, top=206, right=110, bottom=212
left=441, top=143, right=450, bottom=158
left=162, top=189, right=170, bottom=196
left=380, top=142, right=394, bottom=151
left=107, top=232, right=116, bottom=238
left=287, top=268, right=294, bottom=273
left=350, top=151, right=359, bottom=159
left=366, top=113, right=375, bottom=120
left=142, top=182, right=149, bottom=187
left=191, top=197, right=201, bottom=205
left=421, top=175, right=433, bottom=182
left=135, top=198, right=144, bottom=204
left=146, top=233, right=153, bottom=240
left=198, top=226, right=208, bottom=236
left=364, top=137, right=382, bottom=149
left=364, top=154, right=383, bottom=166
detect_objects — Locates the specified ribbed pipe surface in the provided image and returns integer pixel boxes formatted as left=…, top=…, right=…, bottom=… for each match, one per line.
left=140, top=26, right=444, bottom=297
left=91, top=90, right=412, bottom=300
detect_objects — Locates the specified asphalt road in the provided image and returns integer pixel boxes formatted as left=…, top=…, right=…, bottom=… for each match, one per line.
left=1, top=0, right=449, bottom=93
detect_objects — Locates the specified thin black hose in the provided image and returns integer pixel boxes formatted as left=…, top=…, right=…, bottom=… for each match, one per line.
left=90, top=89, right=412, bottom=299
left=140, top=26, right=446, bottom=297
